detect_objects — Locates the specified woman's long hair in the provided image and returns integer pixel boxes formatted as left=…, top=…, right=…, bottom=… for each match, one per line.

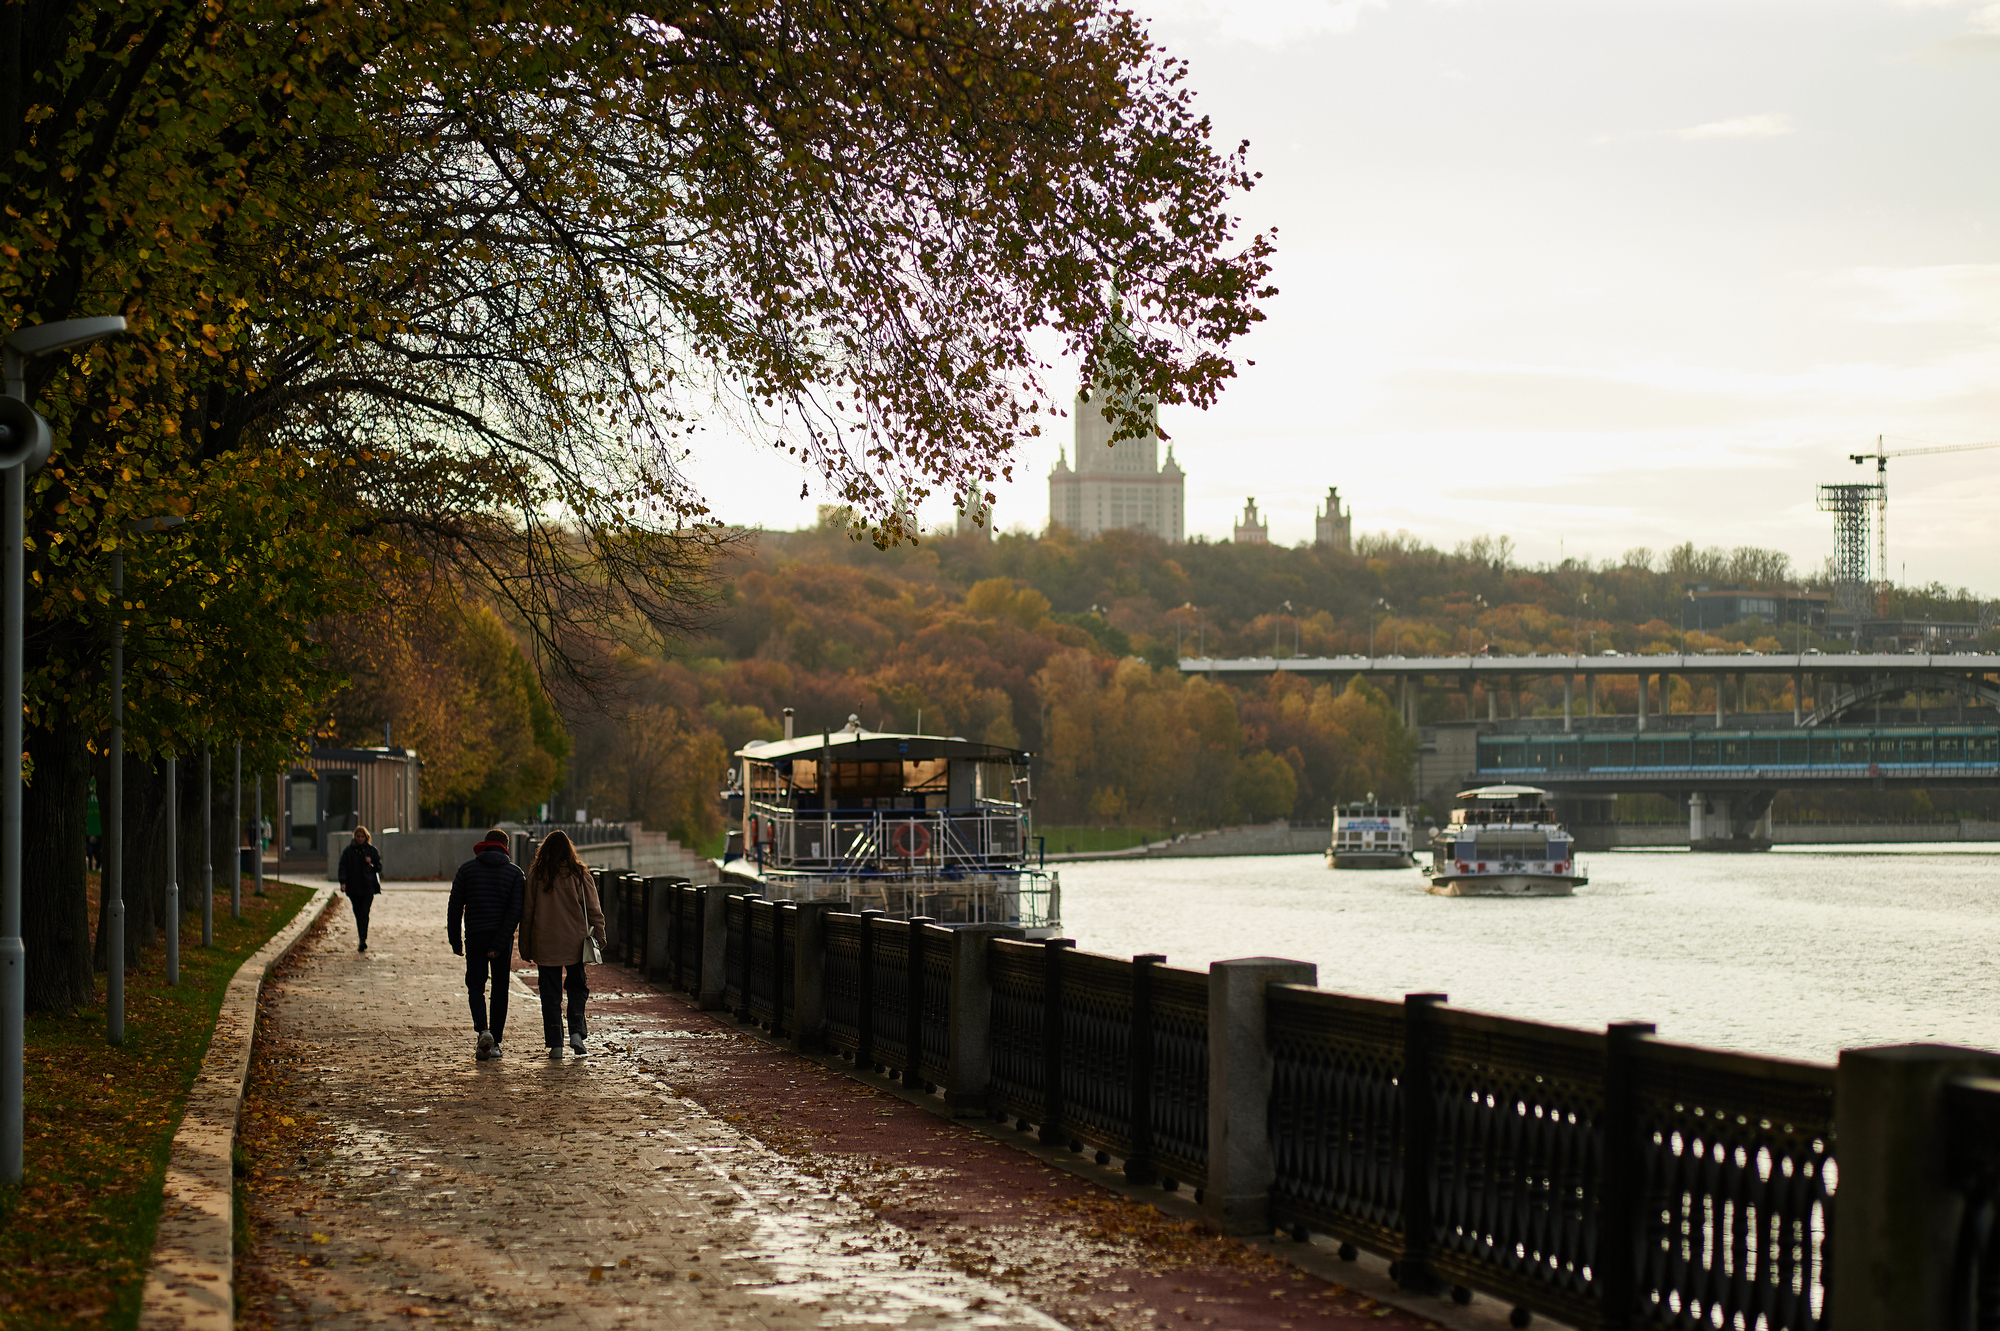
left=529, top=829, right=588, bottom=893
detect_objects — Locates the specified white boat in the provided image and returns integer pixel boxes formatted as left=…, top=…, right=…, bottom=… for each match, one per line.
left=1327, top=802, right=1418, bottom=869
left=1424, top=785, right=1586, bottom=897
left=717, top=715, right=1060, bottom=936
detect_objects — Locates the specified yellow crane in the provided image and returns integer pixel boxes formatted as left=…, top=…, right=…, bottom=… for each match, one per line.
left=1849, top=434, right=2000, bottom=592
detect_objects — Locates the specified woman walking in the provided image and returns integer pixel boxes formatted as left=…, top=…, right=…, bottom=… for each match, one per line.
left=338, top=826, right=384, bottom=952
left=519, top=830, right=606, bottom=1058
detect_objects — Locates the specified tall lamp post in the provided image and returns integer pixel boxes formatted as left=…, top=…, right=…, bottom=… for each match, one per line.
left=1, top=316, right=126, bottom=1181
left=107, top=513, right=185, bottom=1044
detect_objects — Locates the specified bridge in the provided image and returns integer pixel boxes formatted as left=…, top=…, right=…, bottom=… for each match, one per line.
left=1183, top=653, right=2000, bottom=849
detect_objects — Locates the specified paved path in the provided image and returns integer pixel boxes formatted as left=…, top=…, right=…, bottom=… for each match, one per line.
left=241, top=886, right=1452, bottom=1330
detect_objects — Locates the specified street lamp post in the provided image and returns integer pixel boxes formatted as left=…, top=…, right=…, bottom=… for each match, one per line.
left=108, top=513, right=185, bottom=1042
left=1, top=316, right=125, bottom=1178
left=232, top=742, right=242, bottom=919
left=201, top=744, right=212, bottom=948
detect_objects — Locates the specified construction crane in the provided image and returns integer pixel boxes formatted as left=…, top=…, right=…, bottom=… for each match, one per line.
left=1850, top=434, right=2000, bottom=593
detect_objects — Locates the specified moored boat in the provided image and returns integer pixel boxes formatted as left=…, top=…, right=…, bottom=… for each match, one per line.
left=717, top=715, right=1060, bottom=936
left=1327, top=801, right=1418, bottom=869
left=1425, top=785, right=1586, bottom=897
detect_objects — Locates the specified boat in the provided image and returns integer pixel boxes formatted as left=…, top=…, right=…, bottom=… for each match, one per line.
left=1424, top=785, right=1586, bottom=897
left=1327, top=801, right=1418, bottom=869
left=716, top=715, right=1060, bottom=936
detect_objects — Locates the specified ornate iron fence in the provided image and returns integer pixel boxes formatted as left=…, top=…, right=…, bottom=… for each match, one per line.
left=1268, top=985, right=1405, bottom=1257
left=623, top=890, right=1861, bottom=1331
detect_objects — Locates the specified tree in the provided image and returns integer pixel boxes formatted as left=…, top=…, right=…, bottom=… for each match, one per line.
left=5, top=0, right=1271, bottom=1005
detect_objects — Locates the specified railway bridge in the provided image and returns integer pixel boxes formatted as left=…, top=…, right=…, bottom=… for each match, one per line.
left=1182, top=651, right=2000, bottom=849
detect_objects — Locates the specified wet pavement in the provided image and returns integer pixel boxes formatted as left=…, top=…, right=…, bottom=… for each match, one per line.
left=239, top=886, right=1450, bottom=1330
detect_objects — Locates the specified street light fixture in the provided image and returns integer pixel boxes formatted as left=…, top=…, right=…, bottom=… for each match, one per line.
left=0, top=316, right=126, bottom=1181
left=107, top=513, right=185, bottom=1045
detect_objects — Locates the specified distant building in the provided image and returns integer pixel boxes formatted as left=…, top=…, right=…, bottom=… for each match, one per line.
left=1315, top=487, right=1352, bottom=552
left=1686, top=587, right=1829, bottom=630
left=954, top=492, right=994, bottom=540
left=1233, top=497, right=1269, bottom=545
left=1048, top=388, right=1184, bottom=542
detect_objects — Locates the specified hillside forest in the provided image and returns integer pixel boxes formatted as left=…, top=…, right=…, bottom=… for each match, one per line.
left=328, top=515, right=1998, bottom=846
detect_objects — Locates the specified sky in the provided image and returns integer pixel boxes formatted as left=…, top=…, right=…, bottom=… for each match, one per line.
left=681, top=0, right=2000, bottom=593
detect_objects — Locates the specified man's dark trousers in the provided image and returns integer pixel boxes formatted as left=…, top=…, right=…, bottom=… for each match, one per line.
left=465, top=932, right=511, bottom=1041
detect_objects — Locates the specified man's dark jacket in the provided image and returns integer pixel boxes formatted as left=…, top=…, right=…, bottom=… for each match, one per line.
left=447, top=840, right=525, bottom=953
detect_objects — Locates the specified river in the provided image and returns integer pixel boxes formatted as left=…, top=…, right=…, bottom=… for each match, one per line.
left=1054, top=845, right=2000, bottom=1065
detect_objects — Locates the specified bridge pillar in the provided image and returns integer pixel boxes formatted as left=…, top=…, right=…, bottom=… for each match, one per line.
left=1688, top=790, right=1774, bottom=852
left=1637, top=672, right=1648, bottom=731
left=1563, top=674, right=1573, bottom=732
left=1509, top=675, right=1520, bottom=720
left=1714, top=673, right=1723, bottom=726
left=1586, top=673, right=1596, bottom=719
left=1487, top=683, right=1497, bottom=721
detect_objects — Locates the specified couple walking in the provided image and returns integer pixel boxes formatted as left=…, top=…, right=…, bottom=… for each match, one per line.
left=446, top=828, right=606, bottom=1062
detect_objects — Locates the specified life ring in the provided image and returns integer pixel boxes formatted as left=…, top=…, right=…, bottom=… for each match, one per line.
left=892, top=821, right=932, bottom=858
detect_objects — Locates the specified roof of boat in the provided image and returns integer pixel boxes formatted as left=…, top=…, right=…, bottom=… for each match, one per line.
left=738, top=729, right=1030, bottom=763
left=1456, top=785, right=1551, bottom=801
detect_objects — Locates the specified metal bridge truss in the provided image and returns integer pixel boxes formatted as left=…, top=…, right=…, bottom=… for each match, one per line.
left=1802, top=670, right=2000, bottom=728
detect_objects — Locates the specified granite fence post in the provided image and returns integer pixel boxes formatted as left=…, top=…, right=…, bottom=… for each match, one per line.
left=697, top=885, right=729, bottom=1010
left=1203, top=957, right=1317, bottom=1237
left=942, top=925, right=1021, bottom=1115
left=1832, top=1043, right=2000, bottom=1330
left=788, top=901, right=836, bottom=1054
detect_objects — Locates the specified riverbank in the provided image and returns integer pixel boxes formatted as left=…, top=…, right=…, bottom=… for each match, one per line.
left=0, top=880, right=316, bottom=1330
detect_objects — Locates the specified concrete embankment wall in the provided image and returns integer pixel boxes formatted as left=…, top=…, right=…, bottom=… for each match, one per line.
left=1048, top=821, right=1329, bottom=863
left=322, top=823, right=719, bottom=882
left=1574, top=820, right=2000, bottom=850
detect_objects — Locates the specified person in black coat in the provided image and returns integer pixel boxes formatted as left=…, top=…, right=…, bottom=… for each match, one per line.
left=447, top=828, right=525, bottom=1060
left=337, top=827, right=384, bottom=953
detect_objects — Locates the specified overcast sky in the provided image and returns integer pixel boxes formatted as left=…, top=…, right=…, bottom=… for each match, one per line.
left=684, top=0, right=2000, bottom=592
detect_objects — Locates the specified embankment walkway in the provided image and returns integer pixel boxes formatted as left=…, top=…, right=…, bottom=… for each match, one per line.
left=240, top=886, right=1454, bottom=1330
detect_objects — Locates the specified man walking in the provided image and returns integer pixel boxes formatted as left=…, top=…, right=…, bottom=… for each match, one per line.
left=447, top=829, right=525, bottom=1061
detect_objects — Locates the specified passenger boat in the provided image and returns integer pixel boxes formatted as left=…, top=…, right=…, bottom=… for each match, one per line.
left=1424, top=785, right=1586, bottom=897
left=1326, top=802, right=1418, bottom=869
left=717, top=716, right=1060, bottom=936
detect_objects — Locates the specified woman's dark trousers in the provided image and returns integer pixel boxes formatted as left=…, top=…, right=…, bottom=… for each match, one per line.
left=346, top=890, right=373, bottom=946
left=538, top=964, right=589, bottom=1048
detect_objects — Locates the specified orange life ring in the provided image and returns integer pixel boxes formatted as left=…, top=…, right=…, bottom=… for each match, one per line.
left=892, top=821, right=932, bottom=857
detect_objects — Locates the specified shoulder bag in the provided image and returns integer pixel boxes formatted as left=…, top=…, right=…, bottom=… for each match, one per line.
left=576, top=871, right=605, bottom=966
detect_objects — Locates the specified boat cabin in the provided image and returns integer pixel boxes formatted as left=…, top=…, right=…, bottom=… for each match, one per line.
left=1446, top=784, right=1558, bottom=828
left=725, top=725, right=1033, bottom=874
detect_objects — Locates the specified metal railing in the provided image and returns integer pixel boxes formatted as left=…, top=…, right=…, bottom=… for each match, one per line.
left=745, top=802, right=1028, bottom=871
left=620, top=883, right=1848, bottom=1330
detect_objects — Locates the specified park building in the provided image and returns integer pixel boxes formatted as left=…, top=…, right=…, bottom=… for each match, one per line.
left=1047, top=388, right=1185, bottom=542
left=1233, top=497, right=1269, bottom=544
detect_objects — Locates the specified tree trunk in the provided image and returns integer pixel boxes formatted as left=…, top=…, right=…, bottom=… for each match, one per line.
left=127, top=754, right=164, bottom=966
left=22, top=717, right=93, bottom=1013
left=93, top=752, right=165, bottom=970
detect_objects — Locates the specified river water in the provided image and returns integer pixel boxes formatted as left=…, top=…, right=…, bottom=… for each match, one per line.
left=1054, top=846, right=2000, bottom=1065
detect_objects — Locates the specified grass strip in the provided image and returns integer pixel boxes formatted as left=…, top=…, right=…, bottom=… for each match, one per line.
left=0, top=880, right=317, bottom=1330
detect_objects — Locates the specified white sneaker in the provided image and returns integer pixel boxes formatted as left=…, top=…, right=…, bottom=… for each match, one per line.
left=490, top=1043, right=505, bottom=1059
left=477, top=1030, right=495, bottom=1061
left=569, top=1032, right=587, bottom=1055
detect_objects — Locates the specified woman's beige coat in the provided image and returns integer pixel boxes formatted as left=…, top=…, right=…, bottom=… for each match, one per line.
left=519, top=865, right=606, bottom=966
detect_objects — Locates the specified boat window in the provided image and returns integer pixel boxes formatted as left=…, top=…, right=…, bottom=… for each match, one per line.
left=976, top=761, right=1023, bottom=806
left=903, top=758, right=948, bottom=792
